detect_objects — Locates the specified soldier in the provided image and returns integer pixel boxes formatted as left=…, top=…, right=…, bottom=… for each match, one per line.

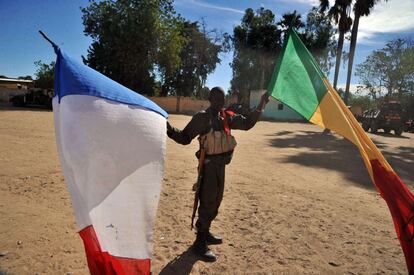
left=167, top=87, right=269, bottom=261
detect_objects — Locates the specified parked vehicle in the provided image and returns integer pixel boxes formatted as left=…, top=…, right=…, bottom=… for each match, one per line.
left=10, top=89, right=53, bottom=110
left=361, top=101, right=405, bottom=136
left=405, top=119, right=414, bottom=133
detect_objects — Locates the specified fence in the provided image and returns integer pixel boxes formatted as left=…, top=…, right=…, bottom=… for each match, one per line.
left=149, top=96, right=210, bottom=114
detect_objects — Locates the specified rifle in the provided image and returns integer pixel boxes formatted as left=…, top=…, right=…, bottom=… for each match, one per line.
left=191, top=136, right=207, bottom=229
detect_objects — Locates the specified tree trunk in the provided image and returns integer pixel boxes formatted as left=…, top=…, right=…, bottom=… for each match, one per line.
left=260, top=55, right=265, bottom=90
left=344, top=14, right=360, bottom=105
left=333, top=31, right=345, bottom=90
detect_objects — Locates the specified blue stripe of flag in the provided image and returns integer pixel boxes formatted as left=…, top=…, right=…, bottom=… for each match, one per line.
left=54, top=48, right=168, bottom=118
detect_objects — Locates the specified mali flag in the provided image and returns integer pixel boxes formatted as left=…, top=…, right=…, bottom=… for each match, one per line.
left=268, top=29, right=414, bottom=273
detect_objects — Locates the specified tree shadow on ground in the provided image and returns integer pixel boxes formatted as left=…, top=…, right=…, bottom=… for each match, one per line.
left=380, top=146, right=414, bottom=185
left=0, top=104, right=51, bottom=112
left=269, top=130, right=413, bottom=189
left=272, top=130, right=294, bottom=136
left=159, top=247, right=200, bottom=275
left=371, top=131, right=410, bottom=139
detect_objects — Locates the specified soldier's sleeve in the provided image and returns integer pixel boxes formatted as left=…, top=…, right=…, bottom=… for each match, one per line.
left=227, top=109, right=262, bottom=131
left=167, top=112, right=207, bottom=145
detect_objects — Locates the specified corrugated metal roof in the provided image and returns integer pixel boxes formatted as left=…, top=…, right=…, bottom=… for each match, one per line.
left=0, top=78, right=34, bottom=83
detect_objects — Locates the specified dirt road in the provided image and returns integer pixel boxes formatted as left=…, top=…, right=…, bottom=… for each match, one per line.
left=0, top=106, right=413, bottom=274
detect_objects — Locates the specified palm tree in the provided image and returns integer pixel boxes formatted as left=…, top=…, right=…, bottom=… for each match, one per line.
left=344, top=0, right=384, bottom=104
left=319, top=0, right=353, bottom=90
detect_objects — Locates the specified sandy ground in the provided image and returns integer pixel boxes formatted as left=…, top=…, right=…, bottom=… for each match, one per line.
left=0, top=105, right=413, bottom=274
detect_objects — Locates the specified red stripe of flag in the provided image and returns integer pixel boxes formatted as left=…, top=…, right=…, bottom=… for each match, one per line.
left=371, top=160, right=414, bottom=273
left=79, top=226, right=150, bottom=275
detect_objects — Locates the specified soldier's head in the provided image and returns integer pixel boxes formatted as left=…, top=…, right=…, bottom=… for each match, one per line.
left=209, top=87, right=225, bottom=111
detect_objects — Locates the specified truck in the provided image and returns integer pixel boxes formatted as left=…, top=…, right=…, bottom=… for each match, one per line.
left=361, top=100, right=405, bottom=136
left=9, top=88, right=53, bottom=110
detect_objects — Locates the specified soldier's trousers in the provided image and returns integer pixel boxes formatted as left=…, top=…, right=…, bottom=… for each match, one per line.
left=195, top=160, right=225, bottom=233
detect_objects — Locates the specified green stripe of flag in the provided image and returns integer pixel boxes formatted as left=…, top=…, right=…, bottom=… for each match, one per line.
left=267, top=29, right=328, bottom=120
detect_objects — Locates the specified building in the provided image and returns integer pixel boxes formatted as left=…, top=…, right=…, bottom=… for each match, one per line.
left=250, top=90, right=304, bottom=121
left=0, top=78, right=34, bottom=102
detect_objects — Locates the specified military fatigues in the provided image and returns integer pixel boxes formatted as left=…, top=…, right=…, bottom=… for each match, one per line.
left=167, top=107, right=262, bottom=233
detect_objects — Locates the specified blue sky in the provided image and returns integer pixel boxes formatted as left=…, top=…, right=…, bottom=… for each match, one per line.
left=1, top=0, right=413, bottom=93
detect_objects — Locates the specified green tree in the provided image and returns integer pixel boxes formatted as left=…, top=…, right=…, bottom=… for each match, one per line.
left=401, top=93, right=414, bottom=119
left=319, top=0, right=352, bottom=89
left=18, top=75, right=33, bottom=80
left=81, top=0, right=185, bottom=96
left=34, top=60, right=55, bottom=89
left=231, top=7, right=282, bottom=104
left=230, top=7, right=336, bottom=104
left=277, top=10, right=305, bottom=34
left=355, top=38, right=414, bottom=99
left=161, top=20, right=223, bottom=97
left=300, top=7, right=337, bottom=75
left=348, top=93, right=374, bottom=110
left=276, top=7, right=336, bottom=73
left=196, top=86, right=210, bottom=100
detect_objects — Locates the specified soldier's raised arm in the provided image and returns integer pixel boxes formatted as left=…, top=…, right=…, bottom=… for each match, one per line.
left=228, top=92, right=270, bottom=131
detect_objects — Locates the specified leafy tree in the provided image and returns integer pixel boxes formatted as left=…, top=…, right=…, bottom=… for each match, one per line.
left=231, top=7, right=282, bottom=104
left=271, top=8, right=336, bottom=75
left=277, top=10, right=305, bottom=34
left=319, top=0, right=352, bottom=89
left=348, top=93, right=374, bottom=110
left=81, top=0, right=185, bottom=96
left=230, top=7, right=336, bottom=103
left=34, top=60, right=55, bottom=89
left=355, top=38, right=414, bottom=99
left=401, top=93, right=414, bottom=119
left=300, top=7, right=337, bottom=75
left=356, top=83, right=383, bottom=100
left=196, top=86, right=210, bottom=100
left=161, top=20, right=223, bottom=97
left=18, top=75, right=33, bottom=80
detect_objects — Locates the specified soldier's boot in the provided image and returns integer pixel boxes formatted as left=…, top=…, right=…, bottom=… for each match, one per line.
left=192, top=232, right=217, bottom=262
left=206, top=231, right=223, bottom=245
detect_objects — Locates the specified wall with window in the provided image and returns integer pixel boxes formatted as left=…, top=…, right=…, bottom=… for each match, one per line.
left=250, top=90, right=304, bottom=121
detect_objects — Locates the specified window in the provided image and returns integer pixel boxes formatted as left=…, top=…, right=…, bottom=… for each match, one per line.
left=278, top=103, right=284, bottom=110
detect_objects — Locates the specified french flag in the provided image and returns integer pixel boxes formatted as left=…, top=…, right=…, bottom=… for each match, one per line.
left=52, top=46, right=167, bottom=274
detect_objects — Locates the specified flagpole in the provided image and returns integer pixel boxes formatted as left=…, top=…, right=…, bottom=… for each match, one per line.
left=38, top=30, right=57, bottom=48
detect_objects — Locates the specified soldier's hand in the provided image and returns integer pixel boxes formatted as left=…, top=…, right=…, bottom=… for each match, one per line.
left=256, top=92, right=270, bottom=112
left=167, top=121, right=173, bottom=133
left=261, top=92, right=270, bottom=105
